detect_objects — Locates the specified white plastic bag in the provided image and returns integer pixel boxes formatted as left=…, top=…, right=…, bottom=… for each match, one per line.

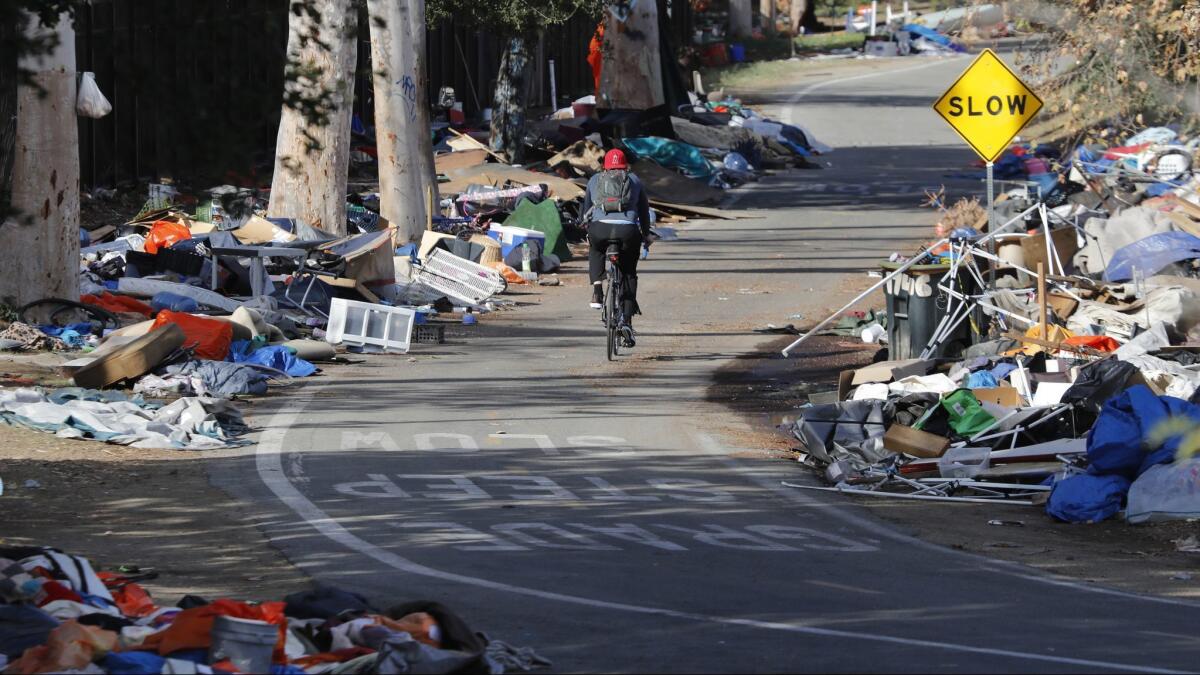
left=76, top=72, right=112, bottom=119
left=1126, top=458, right=1200, bottom=524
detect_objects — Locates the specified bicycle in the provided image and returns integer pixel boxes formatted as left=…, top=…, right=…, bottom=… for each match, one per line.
left=602, top=240, right=627, bottom=361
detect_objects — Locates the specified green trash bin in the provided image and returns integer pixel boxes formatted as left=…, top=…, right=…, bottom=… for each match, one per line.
left=881, top=261, right=980, bottom=360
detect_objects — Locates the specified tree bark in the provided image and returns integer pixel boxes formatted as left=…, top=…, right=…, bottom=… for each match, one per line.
left=488, top=37, right=532, bottom=164
left=267, top=0, right=358, bottom=236
left=759, top=0, right=777, bottom=34
left=0, top=12, right=79, bottom=310
left=599, top=1, right=664, bottom=110
left=789, top=0, right=820, bottom=34
left=367, top=0, right=435, bottom=244
left=729, top=0, right=753, bottom=38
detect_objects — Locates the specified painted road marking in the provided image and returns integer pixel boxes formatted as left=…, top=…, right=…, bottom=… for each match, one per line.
left=339, top=431, right=635, bottom=456
left=331, top=474, right=736, bottom=503
left=382, top=520, right=877, bottom=553
left=255, top=387, right=1189, bottom=673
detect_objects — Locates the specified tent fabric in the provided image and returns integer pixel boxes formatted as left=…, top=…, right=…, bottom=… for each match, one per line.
left=228, top=341, right=317, bottom=378
left=502, top=200, right=571, bottom=261
left=1104, top=231, right=1200, bottom=282
left=1087, top=385, right=1200, bottom=479
left=621, top=137, right=714, bottom=179
left=790, top=400, right=890, bottom=469
left=1046, top=474, right=1131, bottom=523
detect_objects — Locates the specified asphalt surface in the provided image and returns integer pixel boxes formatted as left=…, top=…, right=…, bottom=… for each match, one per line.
left=215, top=55, right=1200, bottom=673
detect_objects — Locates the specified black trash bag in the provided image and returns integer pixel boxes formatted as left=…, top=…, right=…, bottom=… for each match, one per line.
left=1061, top=358, right=1141, bottom=414
left=285, top=585, right=376, bottom=620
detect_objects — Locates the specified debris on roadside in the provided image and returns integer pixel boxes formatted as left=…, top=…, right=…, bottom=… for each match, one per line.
left=775, top=125, right=1200, bottom=529
left=0, top=547, right=547, bottom=674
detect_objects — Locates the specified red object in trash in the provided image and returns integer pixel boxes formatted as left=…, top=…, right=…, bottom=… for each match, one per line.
left=699, top=43, right=729, bottom=67
left=150, top=310, right=233, bottom=360
left=1063, top=335, right=1120, bottom=353
left=143, top=220, right=191, bottom=255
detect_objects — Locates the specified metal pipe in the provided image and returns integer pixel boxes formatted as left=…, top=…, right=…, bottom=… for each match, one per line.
left=780, top=240, right=947, bottom=356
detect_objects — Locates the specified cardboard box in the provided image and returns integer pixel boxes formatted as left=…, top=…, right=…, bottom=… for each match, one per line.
left=972, top=386, right=1023, bottom=407
left=1020, top=227, right=1079, bottom=275
left=883, top=425, right=951, bottom=459
left=72, top=324, right=185, bottom=389
left=851, top=359, right=934, bottom=386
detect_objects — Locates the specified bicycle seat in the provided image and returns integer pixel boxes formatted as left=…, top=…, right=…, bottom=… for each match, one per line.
left=605, top=241, right=622, bottom=257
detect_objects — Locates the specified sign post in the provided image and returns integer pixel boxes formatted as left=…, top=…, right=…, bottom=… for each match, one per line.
left=933, top=49, right=1043, bottom=285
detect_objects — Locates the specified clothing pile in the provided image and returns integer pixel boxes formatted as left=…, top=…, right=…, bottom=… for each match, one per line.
left=0, top=547, right=548, bottom=674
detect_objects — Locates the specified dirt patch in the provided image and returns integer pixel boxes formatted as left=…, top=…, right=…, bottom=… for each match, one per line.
left=708, top=334, right=1200, bottom=600
left=0, top=424, right=309, bottom=604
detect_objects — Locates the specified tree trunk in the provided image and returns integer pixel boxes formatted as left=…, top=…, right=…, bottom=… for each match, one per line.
left=488, top=37, right=532, bottom=164
left=0, top=12, right=79, bottom=310
left=759, top=0, right=777, bottom=34
left=729, top=0, right=752, bottom=38
left=789, top=0, right=820, bottom=34
left=367, top=0, right=435, bottom=244
left=267, top=0, right=358, bottom=236
left=599, top=1, right=664, bottom=110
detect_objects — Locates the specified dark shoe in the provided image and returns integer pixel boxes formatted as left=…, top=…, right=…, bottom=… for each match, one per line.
left=589, top=285, right=603, bottom=309
left=620, top=325, right=636, bottom=348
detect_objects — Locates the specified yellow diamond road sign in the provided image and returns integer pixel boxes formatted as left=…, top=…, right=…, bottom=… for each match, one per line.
left=934, top=49, right=1043, bottom=163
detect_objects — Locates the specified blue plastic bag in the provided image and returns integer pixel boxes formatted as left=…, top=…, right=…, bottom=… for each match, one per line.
left=150, top=291, right=200, bottom=313
left=1046, top=474, right=1131, bottom=523
left=1104, top=231, right=1200, bottom=282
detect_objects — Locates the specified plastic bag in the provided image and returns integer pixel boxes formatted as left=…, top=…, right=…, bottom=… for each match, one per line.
left=150, top=310, right=233, bottom=360
left=1126, top=458, right=1200, bottom=524
left=143, top=220, right=191, bottom=255
left=76, top=72, right=112, bottom=119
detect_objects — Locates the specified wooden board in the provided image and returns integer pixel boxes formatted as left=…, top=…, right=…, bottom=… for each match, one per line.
left=434, top=149, right=489, bottom=173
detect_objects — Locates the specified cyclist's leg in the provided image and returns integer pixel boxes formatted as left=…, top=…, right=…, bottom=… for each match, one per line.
left=615, top=224, right=642, bottom=325
left=586, top=222, right=612, bottom=308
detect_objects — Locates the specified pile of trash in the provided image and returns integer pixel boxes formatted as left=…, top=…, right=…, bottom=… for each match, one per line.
left=779, top=125, right=1200, bottom=526
left=0, top=546, right=548, bottom=674
left=2, top=74, right=829, bottom=450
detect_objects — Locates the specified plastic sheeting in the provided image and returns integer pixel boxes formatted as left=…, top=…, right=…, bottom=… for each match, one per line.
left=1104, top=231, right=1200, bottom=282
left=790, top=400, right=889, bottom=469
left=621, top=137, right=714, bottom=179
left=0, top=388, right=248, bottom=449
left=1126, top=458, right=1200, bottom=523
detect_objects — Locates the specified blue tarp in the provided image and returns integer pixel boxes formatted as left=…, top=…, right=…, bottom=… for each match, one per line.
left=901, top=24, right=967, bottom=52
left=1104, top=231, right=1200, bottom=282
left=622, top=137, right=714, bottom=179
left=1046, top=474, right=1131, bottom=523
left=228, top=340, right=317, bottom=377
left=1048, top=385, right=1200, bottom=522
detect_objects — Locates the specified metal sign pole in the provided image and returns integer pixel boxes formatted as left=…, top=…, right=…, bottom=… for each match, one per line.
left=986, top=160, right=996, bottom=289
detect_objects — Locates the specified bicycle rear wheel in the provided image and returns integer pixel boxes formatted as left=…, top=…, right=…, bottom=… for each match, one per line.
left=606, top=268, right=620, bottom=361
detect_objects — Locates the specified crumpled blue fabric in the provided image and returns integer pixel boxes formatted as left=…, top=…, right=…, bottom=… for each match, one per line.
left=228, top=340, right=316, bottom=377
left=104, top=651, right=167, bottom=675
left=1087, top=385, right=1200, bottom=478
left=1046, top=474, right=1131, bottom=523
left=622, top=137, right=714, bottom=179
left=150, top=291, right=199, bottom=313
left=990, top=363, right=1018, bottom=382
left=164, top=359, right=270, bottom=397
left=0, top=604, right=58, bottom=659
left=966, top=370, right=999, bottom=389
left=39, top=322, right=93, bottom=347
left=1104, top=231, right=1200, bottom=282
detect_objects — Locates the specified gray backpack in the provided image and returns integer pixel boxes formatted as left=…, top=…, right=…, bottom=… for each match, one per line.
left=596, top=170, right=633, bottom=214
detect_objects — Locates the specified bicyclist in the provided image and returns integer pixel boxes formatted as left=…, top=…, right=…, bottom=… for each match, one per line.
left=581, top=148, right=652, bottom=347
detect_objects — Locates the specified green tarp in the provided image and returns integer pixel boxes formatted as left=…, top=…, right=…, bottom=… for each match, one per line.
left=503, top=199, right=571, bottom=261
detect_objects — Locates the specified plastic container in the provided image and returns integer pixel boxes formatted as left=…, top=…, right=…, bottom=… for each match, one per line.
left=414, top=249, right=506, bottom=306
left=729, top=43, right=746, bottom=63
left=486, top=224, right=546, bottom=258
left=413, top=324, right=446, bottom=344
left=209, top=615, right=277, bottom=674
left=938, top=446, right=991, bottom=479
left=325, top=298, right=416, bottom=354
left=881, top=261, right=980, bottom=360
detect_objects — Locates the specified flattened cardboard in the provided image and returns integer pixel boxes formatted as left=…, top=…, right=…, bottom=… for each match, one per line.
left=851, top=359, right=934, bottom=386
left=72, top=324, right=185, bottom=389
left=883, top=425, right=951, bottom=459
left=1020, top=227, right=1078, bottom=274
left=973, top=386, right=1023, bottom=407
